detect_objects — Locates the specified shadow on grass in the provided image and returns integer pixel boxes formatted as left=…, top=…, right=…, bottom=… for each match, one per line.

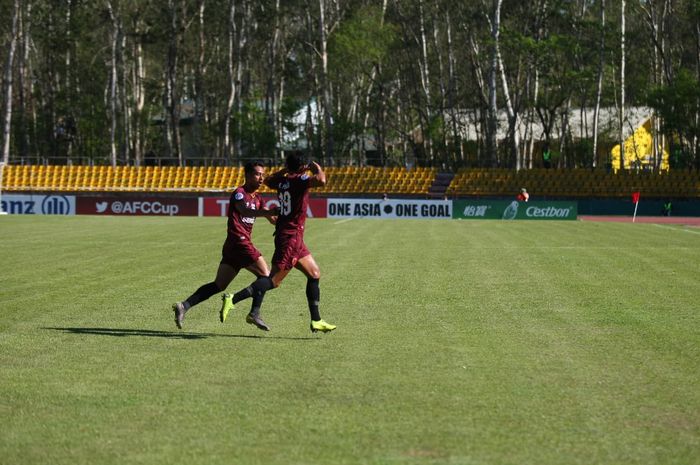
left=43, top=327, right=318, bottom=341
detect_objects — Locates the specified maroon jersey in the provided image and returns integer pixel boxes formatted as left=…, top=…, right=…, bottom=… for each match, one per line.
left=226, top=186, right=261, bottom=243
left=273, top=172, right=311, bottom=232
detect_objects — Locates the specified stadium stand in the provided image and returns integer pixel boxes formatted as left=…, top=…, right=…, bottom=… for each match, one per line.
left=1, top=164, right=698, bottom=198
left=0, top=165, right=438, bottom=196
left=446, top=167, right=700, bottom=198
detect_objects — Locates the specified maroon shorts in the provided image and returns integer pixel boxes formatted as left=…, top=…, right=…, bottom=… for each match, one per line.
left=272, top=229, right=310, bottom=271
left=221, top=240, right=262, bottom=270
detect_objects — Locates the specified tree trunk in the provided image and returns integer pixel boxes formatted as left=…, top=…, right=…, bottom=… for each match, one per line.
left=619, top=0, right=626, bottom=170
left=319, top=0, right=334, bottom=165
left=106, top=0, right=119, bottom=167
left=65, top=0, right=73, bottom=106
left=695, top=13, right=700, bottom=165
left=193, top=0, right=206, bottom=162
left=486, top=0, right=502, bottom=167
left=235, top=0, right=250, bottom=161
left=17, top=1, right=31, bottom=160
left=592, top=0, right=605, bottom=168
left=432, top=12, right=449, bottom=167
left=122, top=28, right=131, bottom=164
left=19, top=0, right=38, bottom=158
left=64, top=0, right=76, bottom=162
left=527, top=68, right=539, bottom=168
left=559, top=97, right=571, bottom=168
left=445, top=8, right=463, bottom=167
left=133, top=33, right=145, bottom=166
left=496, top=37, right=519, bottom=169
left=361, top=0, right=389, bottom=166
left=640, top=0, right=671, bottom=169
left=267, top=0, right=281, bottom=161
left=165, top=0, right=181, bottom=165
left=2, top=0, right=20, bottom=164
left=418, top=0, right=432, bottom=163
left=223, top=0, right=236, bottom=160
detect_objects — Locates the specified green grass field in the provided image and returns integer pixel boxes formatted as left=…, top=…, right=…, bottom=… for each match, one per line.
left=1, top=215, right=699, bottom=465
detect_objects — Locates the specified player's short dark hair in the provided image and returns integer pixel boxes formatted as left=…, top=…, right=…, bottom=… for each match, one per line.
left=244, top=161, right=264, bottom=176
left=285, top=153, right=306, bottom=172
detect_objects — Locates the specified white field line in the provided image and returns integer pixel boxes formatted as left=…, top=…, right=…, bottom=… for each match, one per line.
left=652, top=223, right=700, bottom=236
left=333, top=218, right=355, bottom=225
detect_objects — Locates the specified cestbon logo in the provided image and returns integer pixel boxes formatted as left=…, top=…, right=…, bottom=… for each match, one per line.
left=526, top=206, right=572, bottom=218
left=41, top=195, right=72, bottom=215
left=502, top=201, right=519, bottom=220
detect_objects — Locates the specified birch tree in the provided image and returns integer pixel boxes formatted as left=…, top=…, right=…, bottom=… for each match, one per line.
left=619, top=0, right=626, bottom=169
left=592, top=0, right=605, bottom=168
left=2, top=0, right=21, bottom=164
left=318, top=0, right=334, bottom=164
left=17, top=0, right=31, bottom=160
left=164, top=0, right=182, bottom=164
left=223, top=0, right=237, bottom=159
left=106, top=0, right=120, bottom=166
left=486, top=0, right=502, bottom=167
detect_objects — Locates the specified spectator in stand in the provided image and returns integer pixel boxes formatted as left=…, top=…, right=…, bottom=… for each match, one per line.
left=516, top=188, right=530, bottom=202
left=542, top=143, right=552, bottom=169
left=663, top=200, right=673, bottom=217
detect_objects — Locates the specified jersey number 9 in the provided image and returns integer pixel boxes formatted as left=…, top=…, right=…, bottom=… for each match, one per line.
left=278, top=191, right=292, bottom=216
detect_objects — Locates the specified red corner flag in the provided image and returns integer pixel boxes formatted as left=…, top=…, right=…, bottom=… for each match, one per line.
left=632, top=191, right=640, bottom=222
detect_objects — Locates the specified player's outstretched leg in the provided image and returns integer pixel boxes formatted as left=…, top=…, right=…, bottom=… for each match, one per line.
left=306, top=277, right=336, bottom=333
left=231, top=276, right=274, bottom=305
left=173, top=281, right=222, bottom=329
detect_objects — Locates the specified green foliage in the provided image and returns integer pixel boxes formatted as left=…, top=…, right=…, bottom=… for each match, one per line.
left=3, top=0, right=700, bottom=167
left=567, top=138, right=594, bottom=168
left=647, top=69, right=700, bottom=166
left=235, top=100, right=278, bottom=160
left=329, top=5, right=397, bottom=79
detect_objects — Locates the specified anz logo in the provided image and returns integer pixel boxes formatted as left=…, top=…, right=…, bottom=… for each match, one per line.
left=0, top=195, right=73, bottom=215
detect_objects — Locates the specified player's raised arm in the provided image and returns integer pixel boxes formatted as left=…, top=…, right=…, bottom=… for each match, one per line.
left=263, top=167, right=287, bottom=188
left=307, top=161, right=326, bottom=188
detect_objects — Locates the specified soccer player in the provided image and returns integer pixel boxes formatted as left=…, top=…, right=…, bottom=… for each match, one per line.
left=172, top=161, right=278, bottom=330
left=220, top=154, right=336, bottom=333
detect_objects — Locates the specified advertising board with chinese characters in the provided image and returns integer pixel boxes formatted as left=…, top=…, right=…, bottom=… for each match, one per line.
left=453, top=200, right=578, bottom=220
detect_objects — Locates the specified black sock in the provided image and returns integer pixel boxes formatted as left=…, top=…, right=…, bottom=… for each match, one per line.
left=184, top=282, right=222, bottom=310
left=249, top=274, right=269, bottom=317
left=233, top=276, right=273, bottom=304
left=306, top=278, right=321, bottom=321
left=250, top=291, right=266, bottom=317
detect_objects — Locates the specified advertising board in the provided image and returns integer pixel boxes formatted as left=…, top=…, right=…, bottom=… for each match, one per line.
left=1, top=194, right=76, bottom=215
left=327, top=198, right=452, bottom=219
left=453, top=200, right=578, bottom=220
left=77, top=197, right=198, bottom=216
left=201, top=196, right=327, bottom=218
